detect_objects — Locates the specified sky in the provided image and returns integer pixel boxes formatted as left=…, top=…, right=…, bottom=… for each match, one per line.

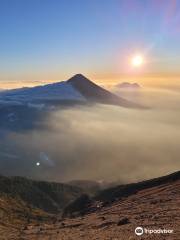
left=1, top=0, right=180, bottom=87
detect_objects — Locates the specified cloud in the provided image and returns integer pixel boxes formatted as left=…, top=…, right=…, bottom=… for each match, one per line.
left=0, top=87, right=180, bottom=183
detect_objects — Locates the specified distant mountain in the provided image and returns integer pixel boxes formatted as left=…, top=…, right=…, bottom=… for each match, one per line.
left=0, top=74, right=143, bottom=108
left=116, top=82, right=141, bottom=89
left=68, top=74, right=142, bottom=108
left=0, top=74, right=145, bottom=132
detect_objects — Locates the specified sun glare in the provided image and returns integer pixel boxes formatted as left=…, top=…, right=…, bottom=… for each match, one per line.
left=131, top=55, right=144, bottom=67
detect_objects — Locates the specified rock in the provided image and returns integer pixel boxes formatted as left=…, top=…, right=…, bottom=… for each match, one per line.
left=117, top=217, right=130, bottom=226
left=97, top=221, right=115, bottom=228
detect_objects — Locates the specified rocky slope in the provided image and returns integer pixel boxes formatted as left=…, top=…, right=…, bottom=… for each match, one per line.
left=0, top=171, right=179, bottom=239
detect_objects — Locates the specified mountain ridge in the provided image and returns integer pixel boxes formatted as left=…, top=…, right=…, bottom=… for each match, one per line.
left=0, top=171, right=179, bottom=239
left=0, top=175, right=84, bottom=213
left=0, top=74, right=144, bottom=108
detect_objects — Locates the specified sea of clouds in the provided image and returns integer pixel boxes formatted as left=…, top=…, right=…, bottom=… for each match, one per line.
left=0, top=86, right=180, bottom=183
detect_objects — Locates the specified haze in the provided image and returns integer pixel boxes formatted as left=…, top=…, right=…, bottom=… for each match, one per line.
left=0, top=86, right=179, bottom=183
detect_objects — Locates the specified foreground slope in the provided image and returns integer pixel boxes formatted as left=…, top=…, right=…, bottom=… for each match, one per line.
left=0, top=194, right=53, bottom=240
left=0, top=171, right=179, bottom=240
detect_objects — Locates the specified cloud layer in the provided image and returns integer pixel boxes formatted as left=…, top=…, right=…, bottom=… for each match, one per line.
left=0, top=87, right=180, bottom=183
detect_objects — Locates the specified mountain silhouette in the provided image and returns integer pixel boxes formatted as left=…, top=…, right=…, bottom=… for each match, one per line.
left=0, top=74, right=144, bottom=108
left=68, top=74, right=143, bottom=108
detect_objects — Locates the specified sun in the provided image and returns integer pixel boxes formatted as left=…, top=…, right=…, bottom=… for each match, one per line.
left=131, top=55, right=144, bottom=67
